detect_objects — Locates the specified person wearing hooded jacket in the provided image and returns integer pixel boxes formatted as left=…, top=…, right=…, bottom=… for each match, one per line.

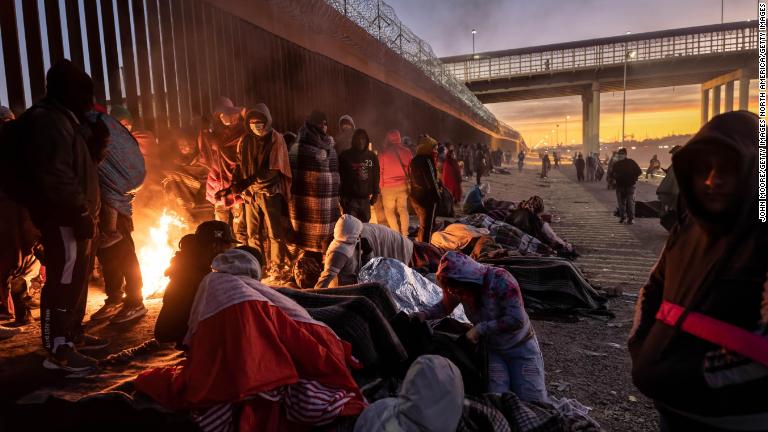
left=610, top=147, right=642, bottom=224
left=16, top=60, right=105, bottom=371
left=232, top=104, right=292, bottom=280
left=410, top=135, right=441, bottom=243
left=338, top=128, right=380, bottom=223
left=416, top=251, right=548, bottom=403
left=289, top=110, right=341, bottom=253
left=378, top=129, right=413, bottom=236
left=315, top=214, right=444, bottom=288
left=629, top=111, right=768, bottom=431
left=333, top=114, right=355, bottom=154
left=198, top=96, right=246, bottom=242
left=353, top=355, right=464, bottom=432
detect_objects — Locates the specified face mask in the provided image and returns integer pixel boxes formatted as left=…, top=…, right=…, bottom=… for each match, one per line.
left=250, top=122, right=266, bottom=136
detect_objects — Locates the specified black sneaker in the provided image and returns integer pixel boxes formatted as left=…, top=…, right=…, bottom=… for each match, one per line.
left=42, top=345, right=98, bottom=372
left=73, top=333, right=110, bottom=352
left=90, top=301, right=123, bottom=321
left=627, top=219, right=634, bottom=225
left=110, top=303, right=148, bottom=324
left=618, top=218, right=625, bottom=224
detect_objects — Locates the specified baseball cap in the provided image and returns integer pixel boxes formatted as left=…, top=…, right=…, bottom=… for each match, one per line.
left=195, top=220, right=240, bottom=245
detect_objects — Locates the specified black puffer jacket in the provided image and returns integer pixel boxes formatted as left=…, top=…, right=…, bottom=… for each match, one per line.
left=629, top=111, right=768, bottom=421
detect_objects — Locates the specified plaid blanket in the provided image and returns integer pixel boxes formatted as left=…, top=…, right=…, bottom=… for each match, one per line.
left=289, top=125, right=340, bottom=252
left=459, top=214, right=553, bottom=256
left=458, top=393, right=601, bottom=432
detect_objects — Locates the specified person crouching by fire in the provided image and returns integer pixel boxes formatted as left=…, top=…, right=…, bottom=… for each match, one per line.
left=231, top=103, right=292, bottom=284
left=154, top=220, right=246, bottom=350
left=629, top=111, right=768, bottom=431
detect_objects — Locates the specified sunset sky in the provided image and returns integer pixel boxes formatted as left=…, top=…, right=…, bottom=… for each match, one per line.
left=385, top=0, right=759, bottom=145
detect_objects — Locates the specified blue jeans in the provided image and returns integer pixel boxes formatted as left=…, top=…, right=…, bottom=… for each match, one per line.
left=487, top=337, right=548, bottom=402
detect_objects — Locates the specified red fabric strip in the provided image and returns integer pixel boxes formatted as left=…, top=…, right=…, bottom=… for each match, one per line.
left=656, top=301, right=768, bottom=367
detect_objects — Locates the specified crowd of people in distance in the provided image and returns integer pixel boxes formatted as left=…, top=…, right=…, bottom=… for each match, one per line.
left=1, top=59, right=766, bottom=432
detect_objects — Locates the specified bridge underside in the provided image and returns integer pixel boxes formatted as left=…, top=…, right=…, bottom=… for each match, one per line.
left=472, top=52, right=756, bottom=103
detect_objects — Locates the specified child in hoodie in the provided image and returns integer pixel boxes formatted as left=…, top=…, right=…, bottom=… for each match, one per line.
left=416, top=251, right=548, bottom=403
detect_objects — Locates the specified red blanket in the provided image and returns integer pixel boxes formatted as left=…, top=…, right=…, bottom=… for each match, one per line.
left=135, top=300, right=365, bottom=431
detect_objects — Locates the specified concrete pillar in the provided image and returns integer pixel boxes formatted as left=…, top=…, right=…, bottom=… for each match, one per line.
left=739, top=76, right=750, bottom=110
left=712, top=85, right=721, bottom=116
left=581, top=92, right=592, bottom=156
left=724, top=81, right=734, bottom=112
left=701, top=86, right=709, bottom=126
left=591, top=82, right=600, bottom=156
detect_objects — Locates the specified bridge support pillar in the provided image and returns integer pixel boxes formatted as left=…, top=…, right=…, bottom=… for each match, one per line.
left=739, top=73, right=750, bottom=110
left=712, top=85, right=721, bottom=116
left=700, top=86, right=710, bottom=126
left=724, top=81, right=734, bottom=112
left=581, top=84, right=600, bottom=156
left=591, top=83, right=600, bottom=156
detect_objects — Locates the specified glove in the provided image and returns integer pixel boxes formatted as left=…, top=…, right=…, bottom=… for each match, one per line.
left=369, top=194, right=379, bottom=206
left=73, top=212, right=95, bottom=240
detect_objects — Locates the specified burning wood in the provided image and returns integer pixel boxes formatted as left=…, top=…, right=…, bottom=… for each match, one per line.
left=137, top=210, right=187, bottom=298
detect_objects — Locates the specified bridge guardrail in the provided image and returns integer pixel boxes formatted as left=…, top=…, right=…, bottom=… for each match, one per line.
left=444, top=24, right=757, bottom=82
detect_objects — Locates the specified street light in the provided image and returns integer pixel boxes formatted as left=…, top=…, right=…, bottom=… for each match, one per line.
left=472, top=29, right=477, bottom=55
left=621, top=47, right=637, bottom=144
left=565, top=115, right=570, bottom=146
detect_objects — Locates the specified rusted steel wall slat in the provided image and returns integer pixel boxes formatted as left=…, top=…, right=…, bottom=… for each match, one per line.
left=131, top=0, right=155, bottom=131
left=63, top=0, right=84, bottom=69
left=0, top=0, right=26, bottom=113
left=44, top=0, right=64, bottom=63
left=83, top=0, right=106, bottom=103
left=116, top=0, right=139, bottom=119
left=21, top=0, right=46, bottom=103
left=145, top=0, right=168, bottom=130
left=99, top=0, right=122, bottom=106
left=158, top=0, right=180, bottom=128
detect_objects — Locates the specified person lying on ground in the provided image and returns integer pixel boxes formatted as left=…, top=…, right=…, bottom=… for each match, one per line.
left=354, top=355, right=464, bottom=432
left=506, top=195, right=574, bottom=255
left=414, top=251, right=548, bottom=402
left=154, top=220, right=241, bottom=349
left=629, top=111, right=768, bottom=431
left=136, top=248, right=365, bottom=431
left=315, top=214, right=445, bottom=288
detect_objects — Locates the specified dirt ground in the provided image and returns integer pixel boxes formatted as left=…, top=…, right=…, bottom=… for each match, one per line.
left=0, top=158, right=669, bottom=431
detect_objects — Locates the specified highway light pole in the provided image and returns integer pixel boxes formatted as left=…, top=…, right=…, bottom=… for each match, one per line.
left=622, top=48, right=636, bottom=144
left=565, top=115, right=570, bottom=146
left=472, top=29, right=477, bottom=55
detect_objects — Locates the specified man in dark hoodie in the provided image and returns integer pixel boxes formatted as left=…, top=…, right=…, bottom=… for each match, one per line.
left=17, top=60, right=105, bottom=371
left=629, top=111, right=768, bottom=431
left=334, top=114, right=355, bottom=155
left=232, top=103, right=292, bottom=281
left=338, top=128, right=380, bottom=223
left=610, top=148, right=642, bottom=224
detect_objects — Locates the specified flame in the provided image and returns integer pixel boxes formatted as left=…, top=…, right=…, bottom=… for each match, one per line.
left=137, top=210, right=187, bottom=298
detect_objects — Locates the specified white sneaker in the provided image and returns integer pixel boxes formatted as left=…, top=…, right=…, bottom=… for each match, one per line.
left=110, top=303, right=148, bottom=324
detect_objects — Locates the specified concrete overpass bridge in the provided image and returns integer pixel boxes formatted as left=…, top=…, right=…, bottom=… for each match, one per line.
left=440, top=22, right=758, bottom=155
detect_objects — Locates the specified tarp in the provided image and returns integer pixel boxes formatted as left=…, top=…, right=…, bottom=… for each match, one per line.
left=481, top=257, right=613, bottom=320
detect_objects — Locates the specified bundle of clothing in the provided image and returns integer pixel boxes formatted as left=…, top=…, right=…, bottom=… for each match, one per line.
left=88, top=112, right=145, bottom=217
left=135, top=249, right=366, bottom=431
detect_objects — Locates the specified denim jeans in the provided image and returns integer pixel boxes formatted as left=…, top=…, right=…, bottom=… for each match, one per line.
left=487, top=337, right=548, bottom=403
left=615, top=185, right=636, bottom=221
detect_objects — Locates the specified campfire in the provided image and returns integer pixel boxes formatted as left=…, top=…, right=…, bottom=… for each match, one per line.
left=137, top=210, right=187, bottom=298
